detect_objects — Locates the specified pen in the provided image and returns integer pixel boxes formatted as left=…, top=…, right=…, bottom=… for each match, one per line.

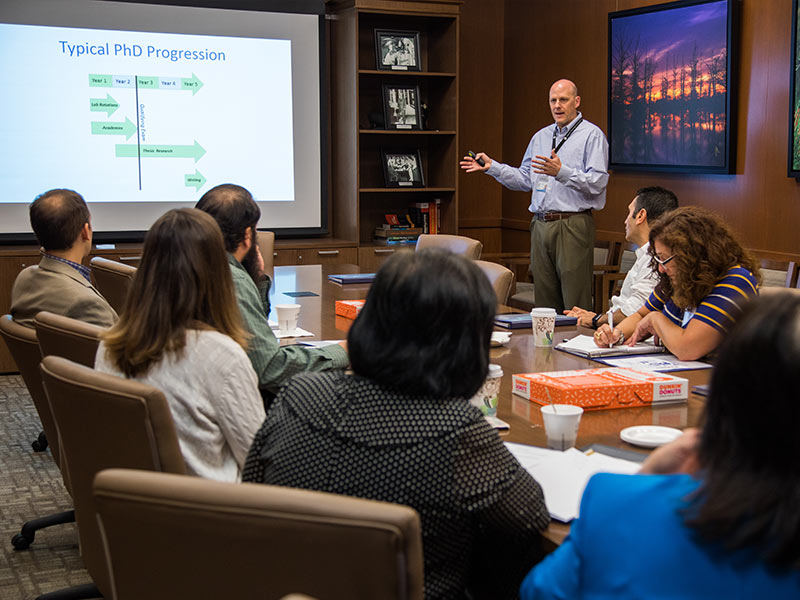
left=608, top=309, right=614, bottom=348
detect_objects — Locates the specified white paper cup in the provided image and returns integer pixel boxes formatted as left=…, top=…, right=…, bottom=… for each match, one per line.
left=275, top=303, right=301, bottom=335
left=541, top=404, right=583, bottom=450
left=469, top=364, right=503, bottom=417
left=531, top=307, right=557, bottom=347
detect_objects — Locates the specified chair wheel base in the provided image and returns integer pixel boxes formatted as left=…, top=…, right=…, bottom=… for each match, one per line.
left=12, top=533, right=32, bottom=550
left=32, top=431, right=48, bottom=452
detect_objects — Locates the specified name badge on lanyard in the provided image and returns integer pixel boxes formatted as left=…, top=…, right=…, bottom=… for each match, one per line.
left=535, top=176, right=548, bottom=193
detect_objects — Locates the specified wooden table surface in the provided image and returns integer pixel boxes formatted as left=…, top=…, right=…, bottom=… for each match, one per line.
left=270, top=264, right=711, bottom=544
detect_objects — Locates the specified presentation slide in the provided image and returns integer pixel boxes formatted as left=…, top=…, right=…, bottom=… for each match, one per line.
left=0, top=0, right=325, bottom=238
left=2, top=23, right=295, bottom=203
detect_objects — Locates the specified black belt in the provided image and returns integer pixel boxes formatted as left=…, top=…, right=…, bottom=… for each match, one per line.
left=532, top=209, right=592, bottom=222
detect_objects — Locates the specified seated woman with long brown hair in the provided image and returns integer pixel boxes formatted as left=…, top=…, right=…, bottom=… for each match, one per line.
left=594, top=206, right=760, bottom=360
left=95, top=208, right=264, bottom=482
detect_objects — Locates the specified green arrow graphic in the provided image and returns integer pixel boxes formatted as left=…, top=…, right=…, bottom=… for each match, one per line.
left=184, top=169, right=207, bottom=191
left=89, top=93, right=119, bottom=117
left=181, top=73, right=204, bottom=96
left=91, top=117, right=136, bottom=140
left=115, top=140, right=206, bottom=163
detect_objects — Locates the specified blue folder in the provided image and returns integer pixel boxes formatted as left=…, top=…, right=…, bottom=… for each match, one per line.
left=327, top=273, right=376, bottom=284
left=493, top=313, right=577, bottom=329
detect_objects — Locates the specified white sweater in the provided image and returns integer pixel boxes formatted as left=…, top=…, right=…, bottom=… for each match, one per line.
left=95, top=330, right=265, bottom=482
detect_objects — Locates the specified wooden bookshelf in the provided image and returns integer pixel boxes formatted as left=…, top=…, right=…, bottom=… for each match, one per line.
left=328, top=0, right=461, bottom=269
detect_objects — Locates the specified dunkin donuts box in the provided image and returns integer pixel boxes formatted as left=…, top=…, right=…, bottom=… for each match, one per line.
left=512, top=367, right=688, bottom=411
left=335, top=299, right=365, bottom=319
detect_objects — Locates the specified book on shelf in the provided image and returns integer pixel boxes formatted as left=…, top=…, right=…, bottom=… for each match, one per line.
left=372, top=237, right=418, bottom=246
left=408, top=202, right=430, bottom=234
left=376, top=223, right=420, bottom=232
left=512, top=367, right=688, bottom=410
left=555, top=334, right=666, bottom=359
left=493, top=313, right=577, bottom=329
left=373, top=227, right=422, bottom=238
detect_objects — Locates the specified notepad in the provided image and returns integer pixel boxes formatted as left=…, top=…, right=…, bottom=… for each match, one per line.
left=504, top=443, right=641, bottom=522
left=493, top=313, right=577, bottom=329
left=327, top=273, right=375, bottom=284
left=556, top=334, right=665, bottom=358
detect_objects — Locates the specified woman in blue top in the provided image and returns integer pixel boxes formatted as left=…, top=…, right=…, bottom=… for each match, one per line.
left=522, top=292, right=800, bottom=599
left=595, top=206, right=759, bottom=360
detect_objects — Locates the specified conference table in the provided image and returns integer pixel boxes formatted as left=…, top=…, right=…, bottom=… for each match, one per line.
left=268, top=263, right=712, bottom=543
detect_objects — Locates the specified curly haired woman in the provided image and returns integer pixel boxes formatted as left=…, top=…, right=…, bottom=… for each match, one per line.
left=594, top=206, right=759, bottom=360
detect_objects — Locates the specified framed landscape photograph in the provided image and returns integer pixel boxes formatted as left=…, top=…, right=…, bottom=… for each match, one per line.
left=789, top=0, right=800, bottom=177
left=608, top=0, right=738, bottom=174
left=381, top=149, right=425, bottom=187
left=375, top=30, right=421, bottom=71
left=382, top=83, right=422, bottom=130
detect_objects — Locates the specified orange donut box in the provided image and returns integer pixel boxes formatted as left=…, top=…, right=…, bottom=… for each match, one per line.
left=512, top=367, right=688, bottom=411
left=335, top=299, right=365, bottom=319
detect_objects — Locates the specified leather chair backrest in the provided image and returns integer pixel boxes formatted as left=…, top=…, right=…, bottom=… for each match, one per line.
left=92, top=468, right=424, bottom=600
left=257, top=230, right=276, bottom=279
left=34, top=311, right=105, bottom=367
left=40, top=356, right=185, bottom=596
left=0, top=315, right=63, bottom=468
left=89, top=257, right=137, bottom=314
left=415, top=234, right=483, bottom=260
left=475, top=260, right=515, bottom=305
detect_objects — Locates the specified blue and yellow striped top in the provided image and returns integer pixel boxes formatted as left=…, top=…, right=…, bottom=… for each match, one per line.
left=644, top=265, right=758, bottom=333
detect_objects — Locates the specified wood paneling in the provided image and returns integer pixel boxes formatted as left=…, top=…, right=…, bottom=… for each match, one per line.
left=491, top=0, right=800, bottom=256
left=457, top=0, right=505, bottom=247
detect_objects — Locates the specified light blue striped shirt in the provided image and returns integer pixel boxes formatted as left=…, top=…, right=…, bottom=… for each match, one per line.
left=486, top=112, right=609, bottom=213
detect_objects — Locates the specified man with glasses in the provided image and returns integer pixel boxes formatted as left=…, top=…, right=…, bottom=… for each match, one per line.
left=594, top=206, right=760, bottom=361
left=565, top=186, right=678, bottom=328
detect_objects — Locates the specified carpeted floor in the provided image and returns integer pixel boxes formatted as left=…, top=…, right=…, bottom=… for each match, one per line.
left=0, top=374, right=95, bottom=600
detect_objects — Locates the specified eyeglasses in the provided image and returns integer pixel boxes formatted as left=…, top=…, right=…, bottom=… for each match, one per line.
left=653, top=254, right=675, bottom=266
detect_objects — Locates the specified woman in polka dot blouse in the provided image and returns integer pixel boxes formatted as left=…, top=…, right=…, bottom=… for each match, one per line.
left=243, top=248, right=550, bottom=599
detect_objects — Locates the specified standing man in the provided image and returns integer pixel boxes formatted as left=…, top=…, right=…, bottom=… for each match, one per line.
left=196, top=184, right=348, bottom=402
left=461, top=79, right=609, bottom=313
left=11, top=189, right=117, bottom=327
left=565, top=186, right=679, bottom=328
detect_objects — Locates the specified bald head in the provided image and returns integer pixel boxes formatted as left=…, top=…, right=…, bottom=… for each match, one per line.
left=549, top=79, right=581, bottom=128
left=29, top=189, right=91, bottom=251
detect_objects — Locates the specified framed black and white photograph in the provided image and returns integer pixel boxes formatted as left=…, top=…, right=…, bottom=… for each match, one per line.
left=381, top=149, right=425, bottom=187
left=375, top=30, right=421, bottom=71
left=382, top=84, right=422, bottom=130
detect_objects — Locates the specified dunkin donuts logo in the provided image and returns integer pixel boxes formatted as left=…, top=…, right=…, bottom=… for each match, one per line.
left=659, top=383, right=684, bottom=397
left=514, top=379, right=530, bottom=394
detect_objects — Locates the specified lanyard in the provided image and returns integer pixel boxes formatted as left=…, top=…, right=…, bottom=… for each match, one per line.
left=551, top=116, right=583, bottom=154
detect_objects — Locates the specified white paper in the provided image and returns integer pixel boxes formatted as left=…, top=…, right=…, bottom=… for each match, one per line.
left=557, top=334, right=664, bottom=357
left=274, top=326, right=315, bottom=339
left=504, top=442, right=641, bottom=522
left=595, top=354, right=712, bottom=372
left=297, top=340, right=345, bottom=348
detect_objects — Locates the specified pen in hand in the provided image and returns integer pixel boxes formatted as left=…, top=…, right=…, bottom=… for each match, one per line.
left=608, top=309, right=614, bottom=348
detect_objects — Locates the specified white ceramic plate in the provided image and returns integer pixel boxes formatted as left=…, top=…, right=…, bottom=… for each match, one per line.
left=619, top=425, right=683, bottom=449
left=490, top=331, right=512, bottom=347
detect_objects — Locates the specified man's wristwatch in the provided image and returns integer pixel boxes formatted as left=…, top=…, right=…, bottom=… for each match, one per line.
left=591, top=313, right=602, bottom=329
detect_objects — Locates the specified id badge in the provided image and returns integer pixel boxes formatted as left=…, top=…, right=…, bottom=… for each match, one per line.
left=534, top=176, right=549, bottom=193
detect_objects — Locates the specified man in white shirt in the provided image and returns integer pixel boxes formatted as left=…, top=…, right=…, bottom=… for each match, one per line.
left=565, top=186, right=679, bottom=328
